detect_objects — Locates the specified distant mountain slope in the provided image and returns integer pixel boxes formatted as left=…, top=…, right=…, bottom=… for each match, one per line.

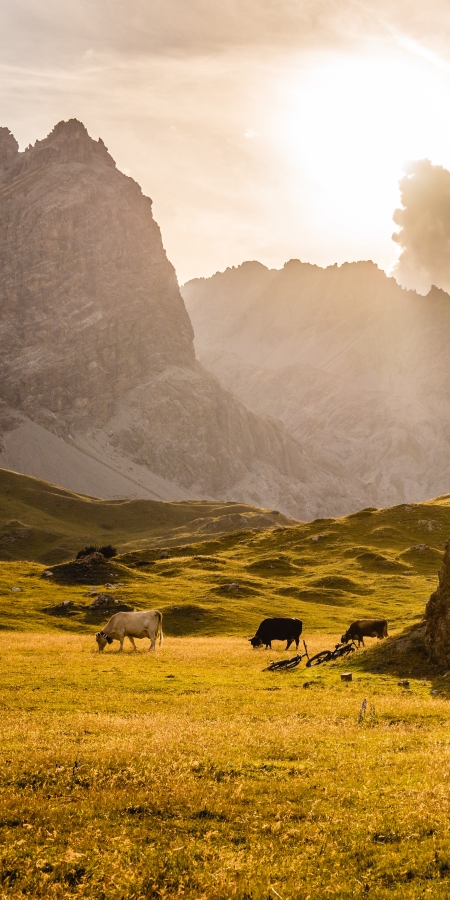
left=0, top=121, right=355, bottom=519
left=0, top=409, right=201, bottom=502
left=0, top=468, right=296, bottom=564
left=182, top=260, right=450, bottom=509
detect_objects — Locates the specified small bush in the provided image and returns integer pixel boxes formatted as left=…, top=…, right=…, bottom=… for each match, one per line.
left=76, top=545, right=98, bottom=560
left=75, top=544, right=117, bottom=560
left=99, top=544, right=117, bottom=559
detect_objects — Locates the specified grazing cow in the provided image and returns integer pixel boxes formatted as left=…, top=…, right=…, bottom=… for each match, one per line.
left=341, top=618, right=388, bottom=648
left=249, top=617, right=303, bottom=650
left=95, top=610, right=163, bottom=652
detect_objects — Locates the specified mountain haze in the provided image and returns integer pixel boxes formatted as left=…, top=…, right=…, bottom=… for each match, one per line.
left=0, top=120, right=355, bottom=519
left=183, top=259, right=450, bottom=510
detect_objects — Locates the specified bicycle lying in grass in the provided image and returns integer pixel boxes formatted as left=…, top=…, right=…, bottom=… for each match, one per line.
left=305, top=640, right=357, bottom=668
left=263, top=641, right=309, bottom=672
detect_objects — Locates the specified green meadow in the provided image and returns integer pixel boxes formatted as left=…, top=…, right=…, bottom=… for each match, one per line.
left=2, top=470, right=450, bottom=897
left=0, top=475, right=447, bottom=637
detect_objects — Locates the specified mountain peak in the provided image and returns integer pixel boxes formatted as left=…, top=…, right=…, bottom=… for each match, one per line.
left=0, top=127, right=19, bottom=169
left=426, top=284, right=450, bottom=303
left=48, top=118, right=90, bottom=140
left=0, top=118, right=328, bottom=518
left=28, top=118, right=116, bottom=168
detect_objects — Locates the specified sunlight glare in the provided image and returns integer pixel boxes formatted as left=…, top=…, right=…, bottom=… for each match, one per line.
left=270, top=52, right=450, bottom=265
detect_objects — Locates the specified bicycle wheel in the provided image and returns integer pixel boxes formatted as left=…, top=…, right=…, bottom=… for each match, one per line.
left=285, top=657, right=302, bottom=670
left=306, top=650, right=332, bottom=668
left=332, top=645, right=355, bottom=660
left=264, top=658, right=291, bottom=671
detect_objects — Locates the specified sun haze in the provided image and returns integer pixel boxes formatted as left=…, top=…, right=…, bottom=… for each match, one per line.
left=2, top=0, right=450, bottom=283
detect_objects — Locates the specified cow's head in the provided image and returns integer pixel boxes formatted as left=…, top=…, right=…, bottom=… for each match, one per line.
left=95, top=631, right=113, bottom=651
left=341, top=631, right=350, bottom=644
left=249, top=636, right=263, bottom=648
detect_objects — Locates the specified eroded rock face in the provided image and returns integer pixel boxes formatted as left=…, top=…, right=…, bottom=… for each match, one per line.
left=0, top=118, right=194, bottom=425
left=0, top=128, right=19, bottom=168
left=425, top=539, right=450, bottom=667
left=0, top=119, right=346, bottom=517
left=182, top=260, right=450, bottom=511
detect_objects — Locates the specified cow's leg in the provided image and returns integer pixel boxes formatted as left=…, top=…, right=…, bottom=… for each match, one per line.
left=148, top=633, right=156, bottom=652
left=119, top=637, right=124, bottom=652
left=286, top=638, right=293, bottom=650
left=128, top=636, right=137, bottom=652
left=360, top=637, right=365, bottom=648
left=295, top=636, right=300, bottom=650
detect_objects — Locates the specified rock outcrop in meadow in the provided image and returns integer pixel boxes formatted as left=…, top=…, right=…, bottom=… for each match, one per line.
left=425, top=538, right=450, bottom=668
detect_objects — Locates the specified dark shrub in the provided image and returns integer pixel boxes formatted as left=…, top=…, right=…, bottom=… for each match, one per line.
left=99, top=544, right=117, bottom=558
left=76, top=545, right=98, bottom=559
left=75, top=544, right=117, bottom=560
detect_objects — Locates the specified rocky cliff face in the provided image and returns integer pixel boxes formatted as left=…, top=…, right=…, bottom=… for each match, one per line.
left=0, top=120, right=349, bottom=518
left=425, top=539, right=450, bottom=668
left=0, top=119, right=193, bottom=426
left=182, top=260, right=450, bottom=510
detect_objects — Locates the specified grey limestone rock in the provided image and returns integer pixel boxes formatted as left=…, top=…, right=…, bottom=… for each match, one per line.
left=0, top=128, right=19, bottom=169
left=425, top=538, right=450, bottom=667
left=0, top=119, right=343, bottom=518
left=182, top=259, right=450, bottom=512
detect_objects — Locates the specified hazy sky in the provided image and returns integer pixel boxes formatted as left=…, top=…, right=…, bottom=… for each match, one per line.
left=3, top=1, right=450, bottom=284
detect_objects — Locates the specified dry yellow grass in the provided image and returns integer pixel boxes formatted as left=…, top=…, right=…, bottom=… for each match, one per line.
left=2, top=633, right=450, bottom=898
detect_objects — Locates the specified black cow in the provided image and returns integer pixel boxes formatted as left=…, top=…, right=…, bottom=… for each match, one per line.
left=341, top=618, right=388, bottom=648
left=249, top=617, right=303, bottom=650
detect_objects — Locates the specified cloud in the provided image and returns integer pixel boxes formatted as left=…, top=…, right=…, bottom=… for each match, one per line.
left=5, top=0, right=450, bottom=283
left=0, top=0, right=439, bottom=63
left=392, top=160, right=450, bottom=294
left=0, top=0, right=353, bottom=62
left=3, top=1, right=450, bottom=72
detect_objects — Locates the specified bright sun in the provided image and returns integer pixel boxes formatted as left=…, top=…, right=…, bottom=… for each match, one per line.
left=267, top=49, right=450, bottom=268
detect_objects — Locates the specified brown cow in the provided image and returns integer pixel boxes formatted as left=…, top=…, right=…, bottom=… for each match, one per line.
left=341, top=619, right=388, bottom=648
left=95, top=610, right=163, bottom=652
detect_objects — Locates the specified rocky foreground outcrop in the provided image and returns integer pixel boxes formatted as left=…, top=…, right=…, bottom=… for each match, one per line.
left=425, top=538, right=450, bottom=668
left=0, top=119, right=349, bottom=518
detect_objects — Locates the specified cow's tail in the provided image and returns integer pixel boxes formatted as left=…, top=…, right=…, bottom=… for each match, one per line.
left=157, top=610, right=163, bottom=646
left=384, top=621, right=388, bottom=638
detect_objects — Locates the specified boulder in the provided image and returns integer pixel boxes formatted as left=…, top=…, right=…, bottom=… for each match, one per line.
left=424, top=537, right=450, bottom=667
left=89, top=592, right=117, bottom=609
left=88, top=592, right=133, bottom=612
left=45, top=599, right=77, bottom=616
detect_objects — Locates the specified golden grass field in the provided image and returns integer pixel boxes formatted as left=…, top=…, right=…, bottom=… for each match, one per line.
left=2, top=633, right=450, bottom=899
left=3, top=471, right=450, bottom=897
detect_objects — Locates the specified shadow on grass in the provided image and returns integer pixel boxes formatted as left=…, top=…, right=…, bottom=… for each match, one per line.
left=349, top=621, right=450, bottom=697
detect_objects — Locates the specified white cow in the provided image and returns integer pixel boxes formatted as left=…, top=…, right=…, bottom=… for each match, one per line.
left=95, top=610, right=163, bottom=653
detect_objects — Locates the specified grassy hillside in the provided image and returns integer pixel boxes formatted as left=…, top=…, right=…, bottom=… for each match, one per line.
left=1, top=469, right=449, bottom=637
left=0, top=467, right=293, bottom=564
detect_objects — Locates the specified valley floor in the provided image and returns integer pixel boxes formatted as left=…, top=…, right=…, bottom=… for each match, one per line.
left=2, top=634, right=450, bottom=899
